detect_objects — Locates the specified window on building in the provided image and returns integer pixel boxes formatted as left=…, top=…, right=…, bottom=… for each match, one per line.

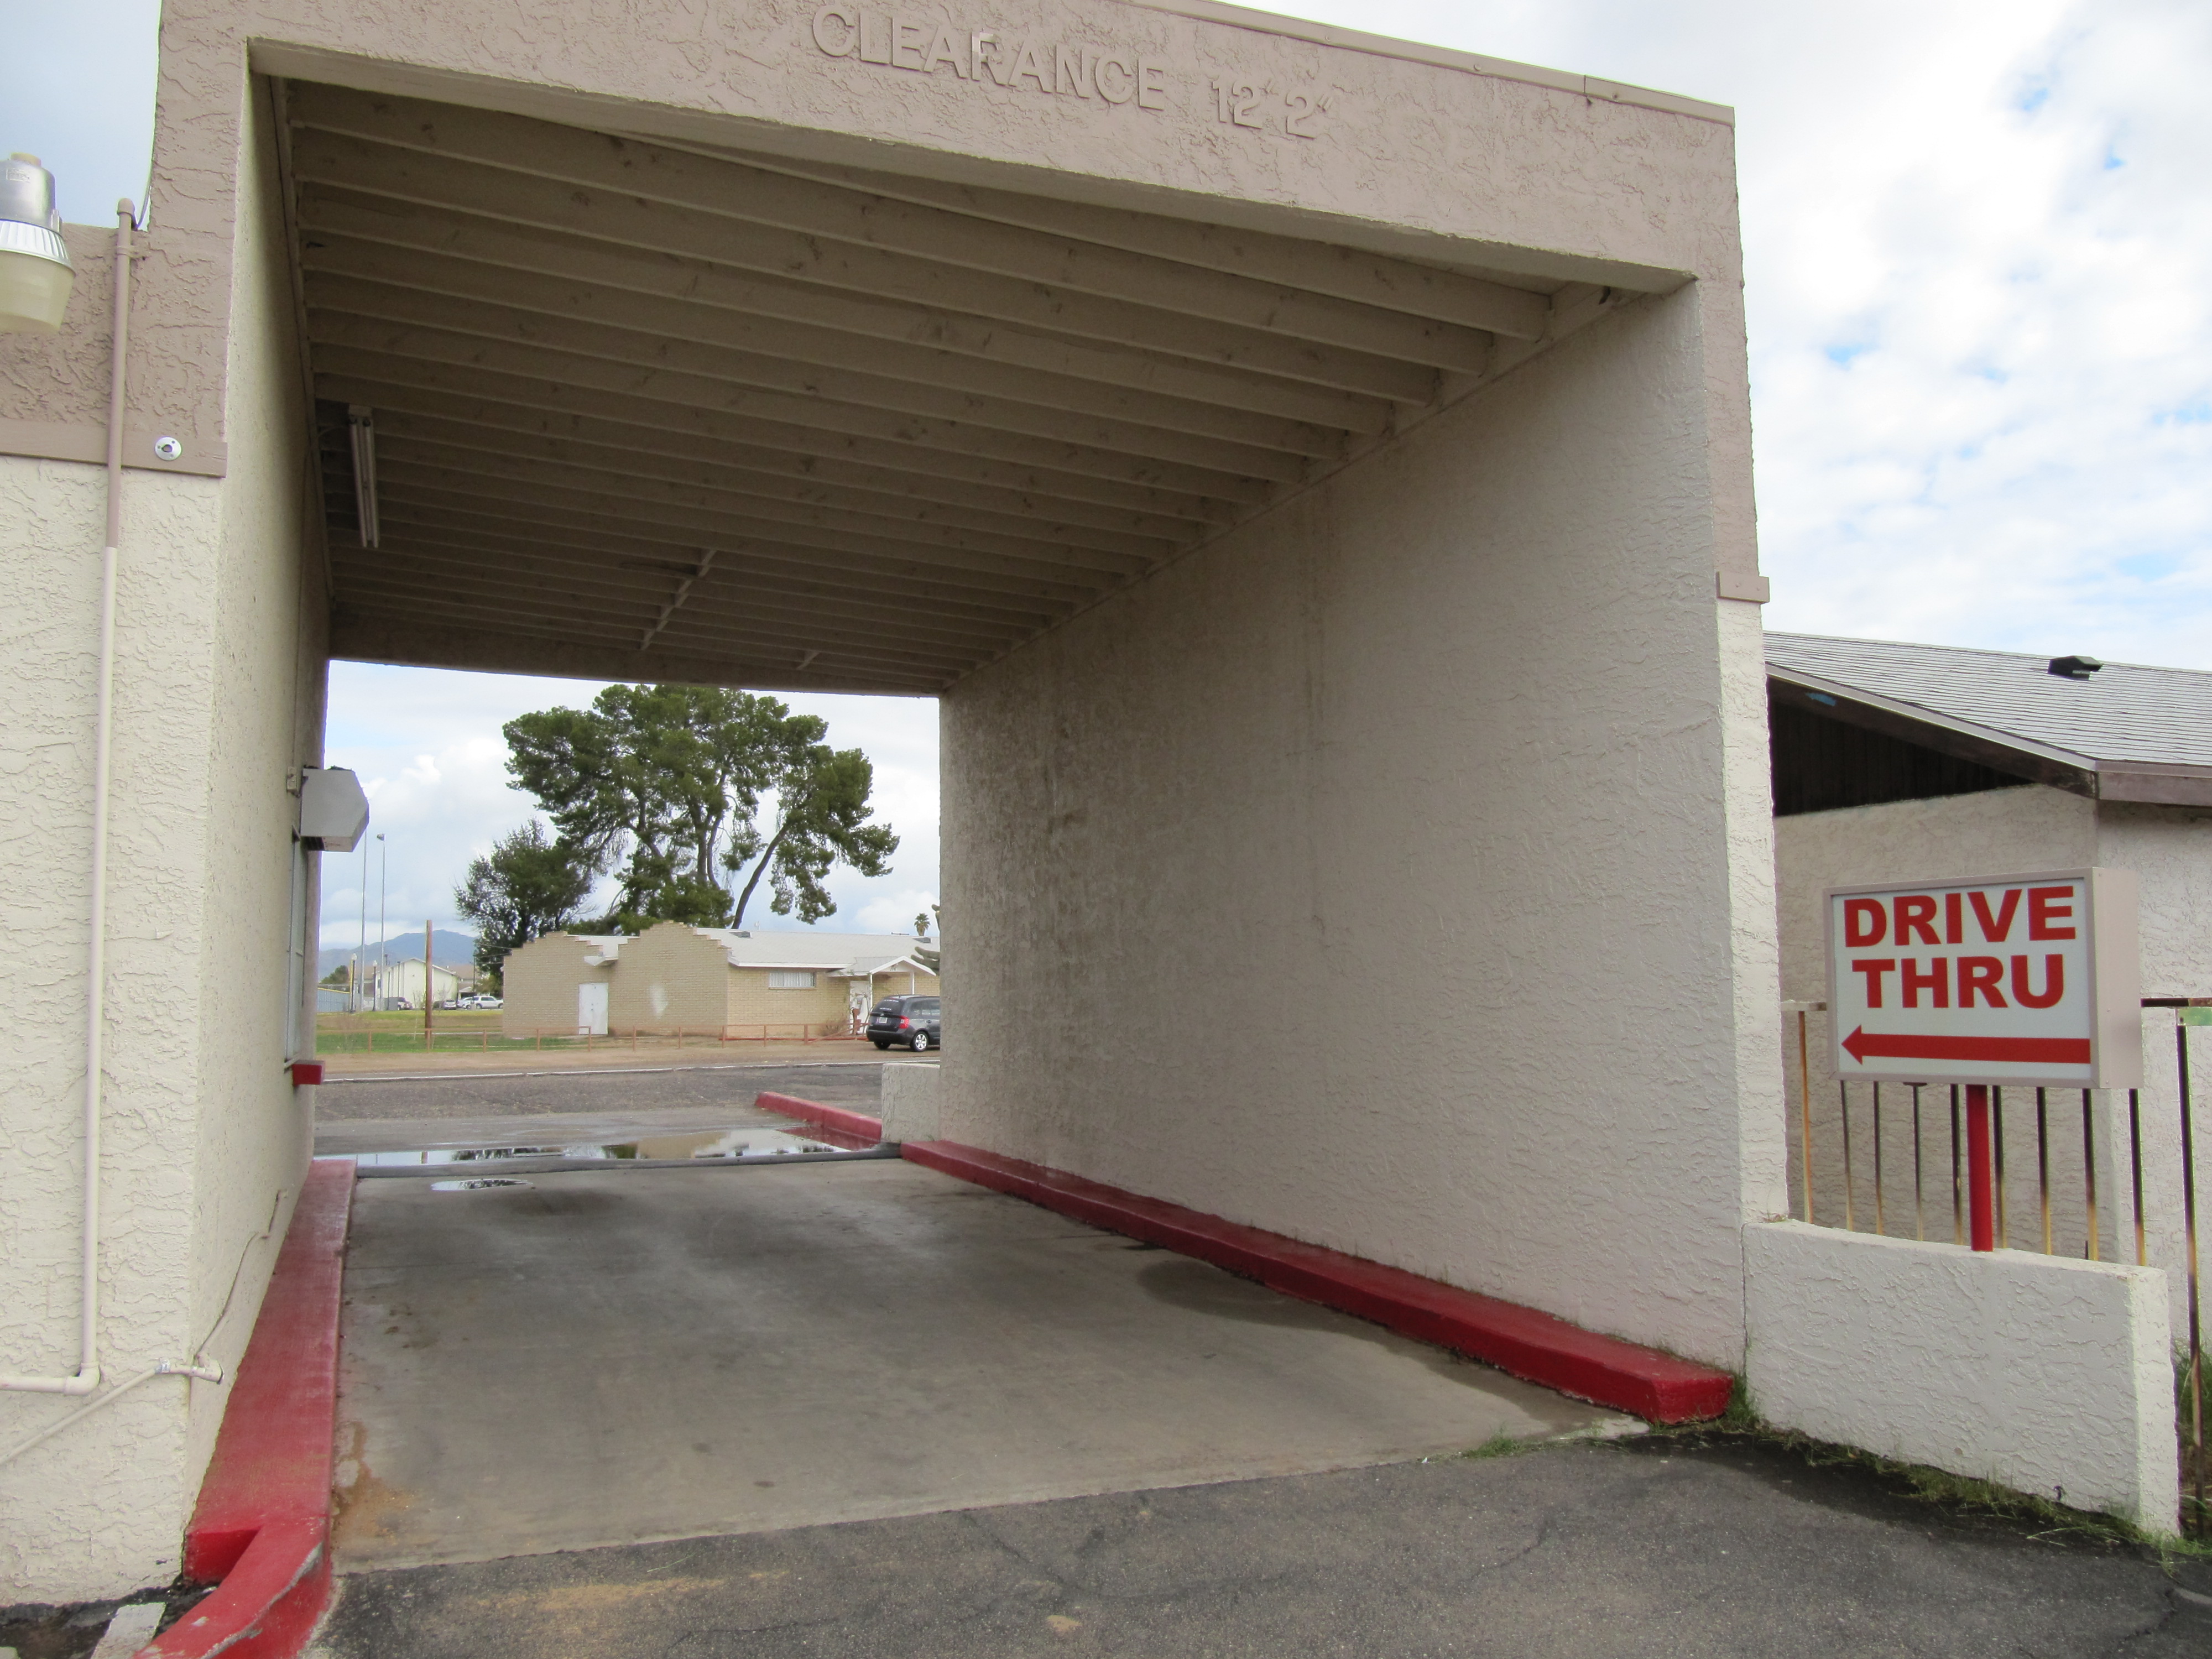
left=767, top=969, right=817, bottom=989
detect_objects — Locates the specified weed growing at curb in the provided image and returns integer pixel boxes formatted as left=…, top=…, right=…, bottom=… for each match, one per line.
left=1625, top=1390, right=2212, bottom=1564
left=1460, top=1430, right=1527, bottom=1461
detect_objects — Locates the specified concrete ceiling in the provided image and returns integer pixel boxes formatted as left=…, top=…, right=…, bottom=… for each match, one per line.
left=280, top=80, right=1598, bottom=695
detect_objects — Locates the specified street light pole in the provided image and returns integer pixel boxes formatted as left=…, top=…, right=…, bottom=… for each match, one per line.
left=355, top=833, right=369, bottom=1015
left=375, top=832, right=388, bottom=1013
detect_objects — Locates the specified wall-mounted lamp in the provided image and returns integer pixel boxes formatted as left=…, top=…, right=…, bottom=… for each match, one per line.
left=0, top=153, right=75, bottom=334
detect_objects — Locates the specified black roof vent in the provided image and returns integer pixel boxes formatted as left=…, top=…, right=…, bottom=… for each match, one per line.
left=2048, top=654, right=2104, bottom=680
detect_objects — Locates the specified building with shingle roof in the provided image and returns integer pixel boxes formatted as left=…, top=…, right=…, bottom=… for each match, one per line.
left=500, top=922, right=938, bottom=1039
left=1766, top=634, right=2212, bottom=1009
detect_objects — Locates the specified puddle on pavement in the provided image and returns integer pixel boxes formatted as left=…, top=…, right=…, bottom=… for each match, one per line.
left=355, top=1126, right=870, bottom=1168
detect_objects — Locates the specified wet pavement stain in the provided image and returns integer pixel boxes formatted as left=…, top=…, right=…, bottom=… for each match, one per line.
left=332, top=1422, right=421, bottom=1554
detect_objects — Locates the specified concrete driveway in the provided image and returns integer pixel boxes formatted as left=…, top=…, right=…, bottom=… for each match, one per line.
left=332, top=1153, right=1613, bottom=1573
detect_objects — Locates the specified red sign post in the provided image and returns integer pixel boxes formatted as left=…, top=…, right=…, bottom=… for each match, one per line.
left=1825, top=869, right=2140, bottom=1251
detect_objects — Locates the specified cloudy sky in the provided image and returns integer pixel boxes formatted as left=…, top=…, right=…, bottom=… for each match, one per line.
left=11, top=0, right=2206, bottom=946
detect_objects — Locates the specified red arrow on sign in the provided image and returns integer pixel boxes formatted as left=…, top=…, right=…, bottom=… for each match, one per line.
left=1842, top=1027, right=2091, bottom=1066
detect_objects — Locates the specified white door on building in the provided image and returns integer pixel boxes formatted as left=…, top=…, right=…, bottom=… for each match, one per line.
left=577, top=982, right=608, bottom=1036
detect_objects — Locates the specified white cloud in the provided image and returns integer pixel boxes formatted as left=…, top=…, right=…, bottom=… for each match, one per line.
left=1281, top=0, right=2212, bottom=667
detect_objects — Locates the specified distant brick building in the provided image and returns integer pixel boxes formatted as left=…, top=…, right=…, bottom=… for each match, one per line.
left=501, top=921, right=938, bottom=1039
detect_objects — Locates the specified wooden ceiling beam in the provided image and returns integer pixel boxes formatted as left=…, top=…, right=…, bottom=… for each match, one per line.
left=373, top=478, right=1120, bottom=605
left=722, top=149, right=1556, bottom=338
left=332, top=602, right=956, bottom=690
left=330, top=380, right=1219, bottom=541
left=374, top=421, right=1182, bottom=565
left=331, top=607, right=950, bottom=696
left=304, top=279, right=1324, bottom=477
left=296, top=190, right=1405, bottom=429
left=312, top=357, right=1244, bottom=524
left=305, top=312, right=1290, bottom=499
left=333, top=559, right=992, bottom=671
left=350, top=536, right=1045, bottom=648
left=301, top=254, right=1358, bottom=455
left=365, top=507, right=1071, bottom=628
left=285, top=118, right=1447, bottom=399
left=367, top=510, right=1067, bottom=630
left=372, top=448, right=1156, bottom=580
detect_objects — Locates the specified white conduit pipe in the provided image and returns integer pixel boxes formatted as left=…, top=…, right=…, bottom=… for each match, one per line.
left=2, top=201, right=134, bottom=1397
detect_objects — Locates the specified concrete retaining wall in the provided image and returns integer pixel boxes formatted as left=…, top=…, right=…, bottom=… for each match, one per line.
left=880, top=1064, right=940, bottom=1143
left=1743, top=1220, right=2178, bottom=1533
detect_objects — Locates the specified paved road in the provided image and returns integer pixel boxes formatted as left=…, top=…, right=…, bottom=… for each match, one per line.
left=313, top=1061, right=897, bottom=1129
left=313, top=1432, right=2212, bottom=1658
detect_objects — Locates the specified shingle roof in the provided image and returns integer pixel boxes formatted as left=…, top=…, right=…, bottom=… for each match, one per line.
left=1765, top=633, right=2212, bottom=804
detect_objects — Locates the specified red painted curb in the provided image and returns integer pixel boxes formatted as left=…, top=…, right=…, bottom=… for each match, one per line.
left=901, top=1140, right=1733, bottom=1425
left=145, top=1158, right=354, bottom=1658
left=754, top=1091, right=884, bottom=1150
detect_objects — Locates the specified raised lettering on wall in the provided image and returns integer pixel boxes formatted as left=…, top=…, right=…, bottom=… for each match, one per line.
left=809, top=6, right=1338, bottom=137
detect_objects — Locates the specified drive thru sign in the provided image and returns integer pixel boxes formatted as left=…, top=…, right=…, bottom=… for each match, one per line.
left=1825, top=869, right=2141, bottom=1090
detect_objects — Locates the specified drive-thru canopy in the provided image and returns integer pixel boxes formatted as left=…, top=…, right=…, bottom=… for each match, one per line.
left=0, top=0, right=1780, bottom=1603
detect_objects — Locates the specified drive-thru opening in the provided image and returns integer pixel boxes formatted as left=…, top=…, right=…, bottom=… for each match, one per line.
left=3, top=0, right=1790, bottom=1610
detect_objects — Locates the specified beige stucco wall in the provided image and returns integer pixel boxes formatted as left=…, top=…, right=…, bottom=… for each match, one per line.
left=2096, top=803, right=2212, bottom=998
left=1771, top=785, right=2210, bottom=1338
left=1772, top=786, right=2097, bottom=1008
left=0, top=90, right=319, bottom=1601
left=943, top=287, right=1782, bottom=1370
left=499, top=932, right=614, bottom=1037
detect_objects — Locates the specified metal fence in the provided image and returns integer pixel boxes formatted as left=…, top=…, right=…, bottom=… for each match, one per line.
left=1783, top=999, right=2206, bottom=1533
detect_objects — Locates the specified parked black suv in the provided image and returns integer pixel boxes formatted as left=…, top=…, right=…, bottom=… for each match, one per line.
left=868, top=995, right=940, bottom=1051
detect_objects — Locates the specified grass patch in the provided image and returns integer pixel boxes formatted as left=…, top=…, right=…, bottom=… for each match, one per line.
left=1460, top=1430, right=1528, bottom=1461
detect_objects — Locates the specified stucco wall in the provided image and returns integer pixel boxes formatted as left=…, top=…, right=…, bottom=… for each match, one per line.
left=1744, top=1221, right=2177, bottom=1532
left=0, top=84, right=320, bottom=1604
left=942, top=288, right=1780, bottom=1369
left=1771, top=787, right=2209, bottom=1340
left=499, top=933, right=614, bottom=1037
left=2096, top=803, right=2212, bottom=998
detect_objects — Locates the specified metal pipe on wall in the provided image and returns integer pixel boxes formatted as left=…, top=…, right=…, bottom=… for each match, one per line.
left=2, top=202, right=133, bottom=1396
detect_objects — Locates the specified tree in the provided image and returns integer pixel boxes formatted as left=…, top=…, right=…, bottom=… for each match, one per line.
left=500, top=685, right=898, bottom=931
left=726, top=744, right=899, bottom=927
left=453, top=820, right=598, bottom=987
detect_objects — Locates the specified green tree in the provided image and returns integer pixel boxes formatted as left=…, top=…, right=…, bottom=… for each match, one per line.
left=726, top=744, right=899, bottom=927
left=452, top=820, right=599, bottom=987
left=500, top=685, right=896, bottom=930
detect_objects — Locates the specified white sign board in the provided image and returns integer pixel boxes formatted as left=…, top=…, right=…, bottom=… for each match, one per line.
left=1824, top=868, right=2140, bottom=1088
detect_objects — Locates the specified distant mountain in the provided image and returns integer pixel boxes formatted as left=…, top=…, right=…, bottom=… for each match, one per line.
left=319, top=928, right=477, bottom=979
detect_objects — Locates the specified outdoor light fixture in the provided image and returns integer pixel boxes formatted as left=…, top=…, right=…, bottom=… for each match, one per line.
left=0, top=153, right=75, bottom=334
left=347, top=403, right=380, bottom=548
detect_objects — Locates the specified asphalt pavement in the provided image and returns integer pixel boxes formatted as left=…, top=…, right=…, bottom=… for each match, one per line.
left=311, top=1431, right=2212, bottom=1658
